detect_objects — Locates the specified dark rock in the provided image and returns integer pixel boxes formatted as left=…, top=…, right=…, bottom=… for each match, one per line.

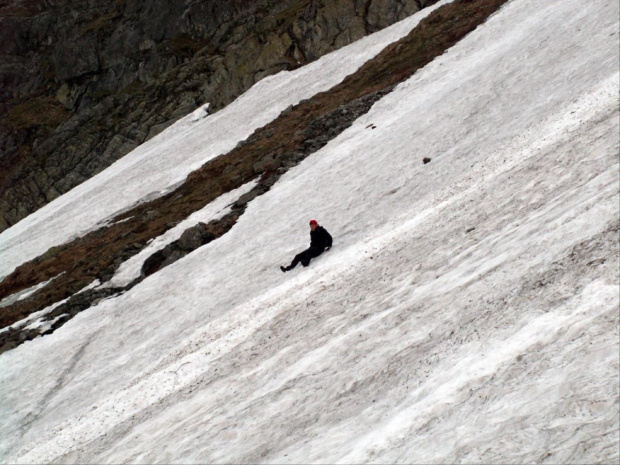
left=145, top=210, right=160, bottom=221
left=235, top=190, right=260, bottom=208
left=281, top=105, right=294, bottom=117
left=141, top=249, right=166, bottom=277
left=161, top=250, right=186, bottom=267
left=423, top=157, right=432, bottom=164
left=253, top=155, right=281, bottom=174
left=177, top=222, right=215, bottom=250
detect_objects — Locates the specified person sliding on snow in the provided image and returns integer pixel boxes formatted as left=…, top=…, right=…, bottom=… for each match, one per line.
left=281, top=220, right=332, bottom=272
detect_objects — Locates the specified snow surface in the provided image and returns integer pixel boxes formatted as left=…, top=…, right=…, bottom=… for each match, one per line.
left=1, top=0, right=619, bottom=463
left=0, top=0, right=450, bottom=281
left=189, top=103, right=210, bottom=122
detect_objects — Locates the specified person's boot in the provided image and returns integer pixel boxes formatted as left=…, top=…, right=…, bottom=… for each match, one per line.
left=280, top=266, right=288, bottom=272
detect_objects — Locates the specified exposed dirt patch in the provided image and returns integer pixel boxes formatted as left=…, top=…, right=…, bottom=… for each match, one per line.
left=0, top=0, right=510, bottom=352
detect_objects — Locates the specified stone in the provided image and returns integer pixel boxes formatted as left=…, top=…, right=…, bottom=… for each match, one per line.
left=145, top=210, right=160, bottom=221
left=56, top=83, right=71, bottom=107
left=177, top=222, right=215, bottom=250
left=161, top=250, right=186, bottom=267
left=178, top=224, right=206, bottom=251
left=253, top=155, right=275, bottom=174
left=235, top=190, right=260, bottom=208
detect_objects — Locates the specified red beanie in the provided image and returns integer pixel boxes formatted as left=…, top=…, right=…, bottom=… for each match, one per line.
left=309, top=219, right=318, bottom=226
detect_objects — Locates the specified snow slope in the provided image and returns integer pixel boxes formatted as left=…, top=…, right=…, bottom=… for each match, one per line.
left=0, top=0, right=450, bottom=280
left=1, top=0, right=618, bottom=462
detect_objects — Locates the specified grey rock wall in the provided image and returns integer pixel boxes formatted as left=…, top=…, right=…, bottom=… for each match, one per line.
left=0, top=0, right=435, bottom=231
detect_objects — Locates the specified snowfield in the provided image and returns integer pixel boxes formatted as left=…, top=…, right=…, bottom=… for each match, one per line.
left=1, top=0, right=618, bottom=463
left=0, top=0, right=449, bottom=281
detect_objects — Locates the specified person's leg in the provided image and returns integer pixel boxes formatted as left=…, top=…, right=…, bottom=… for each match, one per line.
left=281, top=251, right=305, bottom=272
left=301, top=247, right=323, bottom=266
left=282, top=248, right=324, bottom=272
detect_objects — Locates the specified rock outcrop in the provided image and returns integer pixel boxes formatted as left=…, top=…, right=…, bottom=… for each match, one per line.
left=0, top=0, right=435, bottom=231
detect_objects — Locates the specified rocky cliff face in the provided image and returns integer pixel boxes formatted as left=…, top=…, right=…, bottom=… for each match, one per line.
left=0, top=0, right=434, bottom=231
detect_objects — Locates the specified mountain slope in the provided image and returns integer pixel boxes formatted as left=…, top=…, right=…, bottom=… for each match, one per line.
left=0, top=1, right=445, bottom=282
left=0, top=0, right=435, bottom=231
left=1, top=0, right=474, bottom=344
left=0, top=0, right=618, bottom=462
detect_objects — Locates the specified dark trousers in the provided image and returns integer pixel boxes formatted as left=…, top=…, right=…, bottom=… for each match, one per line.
left=288, top=246, right=324, bottom=269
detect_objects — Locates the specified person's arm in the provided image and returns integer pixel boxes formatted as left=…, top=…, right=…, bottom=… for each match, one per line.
left=324, top=229, right=333, bottom=249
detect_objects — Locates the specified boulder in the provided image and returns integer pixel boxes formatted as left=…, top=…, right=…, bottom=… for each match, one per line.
left=177, top=222, right=215, bottom=251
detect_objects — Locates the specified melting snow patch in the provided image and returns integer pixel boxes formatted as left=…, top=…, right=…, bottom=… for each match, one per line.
left=0, top=274, right=63, bottom=309
left=24, top=313, right=69, bottom=333
left=190, top=103, right=210, bottom=122
left=1, top=278, right=100, bottom=335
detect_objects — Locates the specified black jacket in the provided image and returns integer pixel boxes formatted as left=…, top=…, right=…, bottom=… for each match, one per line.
left=310, top=226, right=333, bottom=249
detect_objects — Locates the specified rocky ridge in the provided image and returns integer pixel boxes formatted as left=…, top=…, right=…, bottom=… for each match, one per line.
left=0, top=0, right=434, bottom=231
